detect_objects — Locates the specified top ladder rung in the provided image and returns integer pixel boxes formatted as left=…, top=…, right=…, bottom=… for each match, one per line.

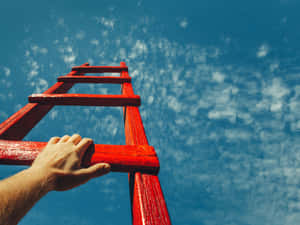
left=57, top=76, right=131, bottom=84
left=72, top=66, right=128, bottom=73
left=28, top=93, right=141, bottom=107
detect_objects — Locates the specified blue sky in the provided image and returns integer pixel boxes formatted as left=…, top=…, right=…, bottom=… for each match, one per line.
left=1, top=0, right=300, bottom=224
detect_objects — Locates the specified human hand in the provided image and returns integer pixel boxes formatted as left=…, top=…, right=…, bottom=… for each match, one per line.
left=30, top=134, right=111, bottom=192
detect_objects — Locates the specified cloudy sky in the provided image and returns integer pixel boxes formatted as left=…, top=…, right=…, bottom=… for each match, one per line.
left=1, top=0, right=300, bottom=224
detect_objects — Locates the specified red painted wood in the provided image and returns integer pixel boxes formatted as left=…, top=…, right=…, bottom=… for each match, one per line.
left=121, top=62, right=172, bottom=225
left=72, top=66, right=128, bottom=73
left=57, top=76, right=131, bottom=84
left=29, top=93, right=141, bottom=107
left=0, top=61, right=171, bottom=224
left=0, top=140, right=159, bottom=174
left=0, top=63, right=89, bottom=140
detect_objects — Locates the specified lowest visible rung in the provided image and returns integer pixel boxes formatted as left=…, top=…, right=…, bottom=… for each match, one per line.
left=57, top=76, right=131, bottom=84
left=72, top=66, right=128, bottom=73
left=28, top=94, right=141, bottom=106
left=0, top=140, right=159, bottom=174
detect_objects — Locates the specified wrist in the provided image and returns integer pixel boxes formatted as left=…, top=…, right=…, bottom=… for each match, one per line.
left=25, top=167, right=55, bottom=194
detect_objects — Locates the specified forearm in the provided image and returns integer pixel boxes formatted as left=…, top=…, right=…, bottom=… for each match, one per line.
left=0, top=134, right=110, bottom=225
left=0, top=168, right=51, bottom=225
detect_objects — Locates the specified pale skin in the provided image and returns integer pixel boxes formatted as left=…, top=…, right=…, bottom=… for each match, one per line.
left=0, top=134, right=111, bottom=225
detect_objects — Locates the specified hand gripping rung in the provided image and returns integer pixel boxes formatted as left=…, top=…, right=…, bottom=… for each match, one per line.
left=57, top=76, right=131, bottom=84
left=72, top=66, right=128, bottom=73
left=28, top=94, right=141, bottom=106
left=0, top=140, right=159, bottom=174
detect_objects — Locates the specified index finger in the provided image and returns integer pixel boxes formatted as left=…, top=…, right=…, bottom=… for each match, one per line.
left=76, top=138, right=93, bottom=159
left=48, top=136, right=60, bottom=145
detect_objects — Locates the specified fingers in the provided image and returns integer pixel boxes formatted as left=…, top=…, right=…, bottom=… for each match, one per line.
left=48, top=136, right=60, bottom=144
left=76, top=138, right=93, bottom=157
left=74, top=163, right=111, bottom=179
left=58, top=135, right=70, bottom=143
left=49, top=134, right=89, bottom=145
left=68, top=134, right=82, bottom=145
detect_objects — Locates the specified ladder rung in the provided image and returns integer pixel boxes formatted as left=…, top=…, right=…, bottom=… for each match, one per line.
left=28, top=94, right=141, bottom=106
left=72, top=66, right=128, bottom=73
left=57, top=76, right=131, bottom=84
left=0, top=140, right=159, bottom=174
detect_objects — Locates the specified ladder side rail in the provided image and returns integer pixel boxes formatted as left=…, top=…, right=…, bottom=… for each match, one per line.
left=120, top=62, right=172, bottom=225
left=0, top=63, right=89, bottom=140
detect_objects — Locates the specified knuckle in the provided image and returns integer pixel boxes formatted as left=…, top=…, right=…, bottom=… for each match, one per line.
left=61, top=135, right=70, bottom=139
left=81, top=137, right=90, bottom=143
left=85, top=138, right=93, bottom=143
left=50, top=136, right=59, bottom=140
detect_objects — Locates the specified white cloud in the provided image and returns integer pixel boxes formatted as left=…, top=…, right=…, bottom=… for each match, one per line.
left=270, top=102, right=283, bottom=112
left=119, top=48, right=127, bottom=59
left=37, top=79, right=48, bottom=90
left=130, top=70, right=139, bottom=78
left=254, top=78, right=290, bottom=113
left=212, top=71, right=225, bottom=83
left=225, top=129, right=251, bottom=140
left=257, top=44, right=269, bottom=58
left=75, top=31, right=86, bottom=40
left=19, top=16, right=300, bottom=225
left=270, top=62, right=279, bottom=72
left=262, top=78, right=289, bottom=99
left=290, top=120, right=300, bottom=131
left=14, top=104, right=22, bottom=111
left=0, top=110, right=8, bottom=119
left=58, top=46, right=77, bottom=65
left=27, top=60, right=39, bottom=79
left=148, top=95, right=154, bottom=104
left=29, top=70, right=38, bottom=78
left=167, top=96, right=182, bottom=112
left=31, top=45, right=48, bottom=54
left=95, top=17, right=115, bottom=29
left=30, top=78, right=48, bottom=93
left=287, top=85, right=300, bottom=129
left=209, top=48, right=221, bottom=58
left=179, top=18, right=188, bottom=28
left=3, top=67, right=10, bottom=77
left=25, top=50, right=30, bottom=57
left=57, top=18, right=65, bottom=26
left=90, top=115, right=119, bottom=137
left=87, top=58, right=94, bottom=65
left=167, top=148, right=190, bottom=163
left=129, top=40, right=148, bottom=59
left=90, top=39, right=99, bottom=46
left=50, top=110, right=58, bottom=120
left=208, top=108, right=236, bottom=123
left=40, top=48, right=48, bottom=54
left=223, top=36, right=231, bottom=44
left=102, top=30, right=108, bottom=37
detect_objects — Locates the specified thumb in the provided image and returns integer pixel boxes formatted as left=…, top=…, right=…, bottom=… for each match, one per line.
left=74, top=163, right=111, bottom=179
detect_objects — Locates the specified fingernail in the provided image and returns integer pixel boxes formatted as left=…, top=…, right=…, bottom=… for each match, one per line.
left=103, top=164, right=111, bottom=172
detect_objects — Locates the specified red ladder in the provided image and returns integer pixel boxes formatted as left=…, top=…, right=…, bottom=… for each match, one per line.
left=0, top=62, right=172, bottom=225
